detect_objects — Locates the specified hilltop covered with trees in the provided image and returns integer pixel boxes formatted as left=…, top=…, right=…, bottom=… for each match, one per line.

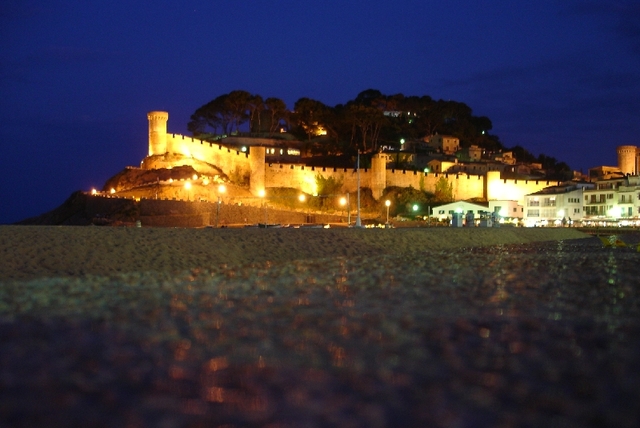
left=188, top=89, right=572, bottom=179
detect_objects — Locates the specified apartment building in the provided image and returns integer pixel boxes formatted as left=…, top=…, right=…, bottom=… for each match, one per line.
left=583, top=175, right=640, bottom=219
left=523, top=184, right=591, bottom=226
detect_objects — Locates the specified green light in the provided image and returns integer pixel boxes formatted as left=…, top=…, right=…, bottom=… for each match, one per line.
left=412, top=204, right=418, bottom=211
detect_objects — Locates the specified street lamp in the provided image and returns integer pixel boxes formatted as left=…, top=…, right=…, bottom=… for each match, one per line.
left=339, top=196, right=345, bottom=220
left=184, top=181, right=192, bottom=201
left=340, top=195, right=350, bottom=225
left=385, top=199, right=391, bottom=225
left=215, top=184, right=226, bottom=227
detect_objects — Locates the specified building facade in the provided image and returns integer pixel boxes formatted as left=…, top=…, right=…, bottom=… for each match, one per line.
left=427, top=134, right=460, bottom=154
left=583, top=176, right=640, bottom=221
left=523, top=184, right=591, bottom=227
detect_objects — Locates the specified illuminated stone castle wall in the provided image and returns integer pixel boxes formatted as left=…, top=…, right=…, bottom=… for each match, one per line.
left=386, top=169, right=486, bottom=200
left=485, top=171, right=559, bottom=201
left=143, top=111, right=560, bottom=204
left=264, top=164, right=380, bottom=197
left=144, top=111, right=252, bottom=185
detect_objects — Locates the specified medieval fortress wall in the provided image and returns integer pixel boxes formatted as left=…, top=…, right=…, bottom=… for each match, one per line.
left=143, top=111, right=562, bottom=204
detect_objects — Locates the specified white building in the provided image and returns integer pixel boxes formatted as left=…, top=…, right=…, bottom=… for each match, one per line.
left=583, top=175, right=640, bottom=223
left=523, top=183, right=592, bottom=227
left=490, top=200, right=524, bottom=220
left=433, top=200, right=522, bottom=224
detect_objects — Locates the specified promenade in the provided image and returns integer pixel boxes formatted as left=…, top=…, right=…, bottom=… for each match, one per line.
left=0, top=227, right=638, bottom=427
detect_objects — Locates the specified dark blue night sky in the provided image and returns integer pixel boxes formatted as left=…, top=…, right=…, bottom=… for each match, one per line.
left=1, top=0, right=639, bottom=223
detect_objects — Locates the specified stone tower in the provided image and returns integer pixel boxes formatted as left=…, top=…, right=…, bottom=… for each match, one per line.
left=617, top=145, right=638, bottom=175
left=485, top=170, right=502, bottom=201
left=148, top=111, right=169, bottom=156
left=370, top=153, right=387, bottom=199
left=249, top=146, right=266, bottom=196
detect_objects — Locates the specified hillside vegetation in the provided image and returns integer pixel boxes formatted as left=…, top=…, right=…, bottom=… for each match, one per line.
left=188, top=89, right=571, bottom=177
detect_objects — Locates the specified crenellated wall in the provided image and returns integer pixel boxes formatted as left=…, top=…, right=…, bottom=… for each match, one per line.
left=166, top=134, right=251, bottom=173
left=265, top=164, right=366, bottom=195
left=143, top=129, right=253, bottom=184
left=143, top=111, right=564, bottom=204
left=386, top=170, right=486, bottom=200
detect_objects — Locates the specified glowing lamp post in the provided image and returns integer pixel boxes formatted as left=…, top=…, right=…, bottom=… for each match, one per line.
left=215, top=184, right=226, bottom=227
left=340, top=195, right=351, bottom=225
left=298, top=194, right=308, bottom=224
left=184, top=181, right=192, bottom=201
left=385, top=200, right=391, bottom=225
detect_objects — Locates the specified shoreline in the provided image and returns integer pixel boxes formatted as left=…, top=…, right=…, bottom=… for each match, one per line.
left=0, top=225, right=590, bottom=282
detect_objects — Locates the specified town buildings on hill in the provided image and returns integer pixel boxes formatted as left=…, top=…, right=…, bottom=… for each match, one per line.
left=100, top=111, right=640, bottom=226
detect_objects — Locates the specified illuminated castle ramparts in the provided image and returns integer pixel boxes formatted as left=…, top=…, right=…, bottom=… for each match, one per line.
left=141, top=111, right=563, bottom=205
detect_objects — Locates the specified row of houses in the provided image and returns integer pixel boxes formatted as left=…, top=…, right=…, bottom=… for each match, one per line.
left=524, top=175, right=640, bottom=226
left=431, top=175, right=640, bottom=227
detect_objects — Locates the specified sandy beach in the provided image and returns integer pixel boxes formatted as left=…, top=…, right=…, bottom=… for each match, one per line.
left=0, top=225, right=588, bottom=281
left=2, top=225, right=639, bottom=427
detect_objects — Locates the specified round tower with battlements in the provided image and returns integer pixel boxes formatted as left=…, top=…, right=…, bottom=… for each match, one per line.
left=617, top=145, right=638, bottom=175
left=148, top=111, right=169, bottom=156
